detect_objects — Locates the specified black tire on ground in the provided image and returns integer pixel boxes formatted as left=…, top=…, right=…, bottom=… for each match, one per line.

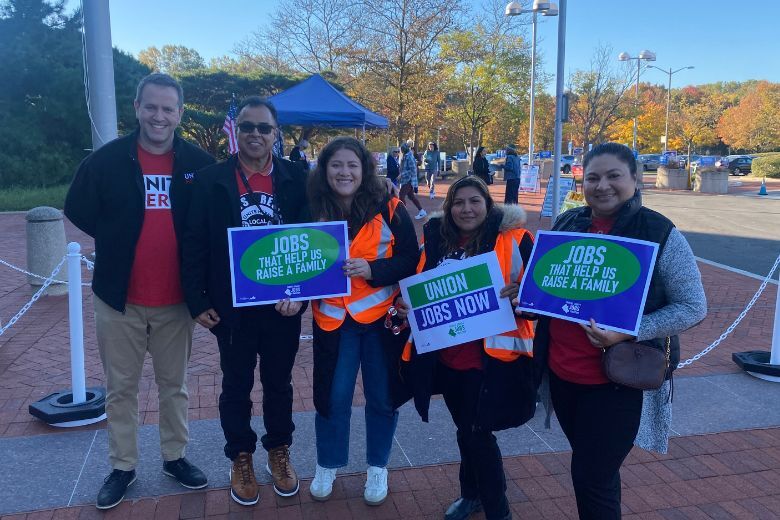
left=563, top=165, right=571, bottom=174
left=643, top=164, right=648, bottom=171
left=733, top=168, right=740, bottom=176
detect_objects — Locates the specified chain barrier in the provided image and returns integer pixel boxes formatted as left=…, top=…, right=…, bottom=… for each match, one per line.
left=0, top=256, right=67, bottom=337
left=677, top=251, right=780, bottom=369
left=0, top=256, right=92, bottom=285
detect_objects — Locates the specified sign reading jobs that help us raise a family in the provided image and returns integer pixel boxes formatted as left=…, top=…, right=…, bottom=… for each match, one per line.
left=399, top=252, right=517, bottom=354
left=517, top=231, right=659, bottom=335
left=227, top=222, right=350, bottom=307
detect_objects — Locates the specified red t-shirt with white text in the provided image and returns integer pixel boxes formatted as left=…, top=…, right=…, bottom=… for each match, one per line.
left=126, top=145, right=183, bottom=306
left=548, top=216, right=616, bottom=384
left=235, top=157, right=278, bottom=227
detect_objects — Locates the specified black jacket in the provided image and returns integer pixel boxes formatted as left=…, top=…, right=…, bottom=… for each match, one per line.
left=386, top=154, right=400, bottom=181
left=181, top=155, right=309, bottom=328
left=473, top=156, right=490, bottom=183
left=533, top=189, right=679, bottom=386
left=312, top=200, right=420, bottom=418
left=64, top=131, right=215, bottom=312
left=402, top=205, right=538, bottom=432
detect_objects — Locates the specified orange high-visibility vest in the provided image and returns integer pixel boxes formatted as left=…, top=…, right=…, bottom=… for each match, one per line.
left=312, top=198, right=400, bottom=332
left=402, top=228, right=534, bottom=362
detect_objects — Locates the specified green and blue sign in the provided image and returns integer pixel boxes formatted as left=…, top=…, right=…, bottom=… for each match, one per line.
left=400, top=252, right=517, bottom=354
left=517, top=231, right=659, bottom=335
left=228, top=222, right=349, bottom=306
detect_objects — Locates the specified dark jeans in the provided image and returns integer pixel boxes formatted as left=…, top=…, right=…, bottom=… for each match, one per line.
left=549, top=370, right=643, bottom=520
left=504, top=179, right=519, bottom=204
left=438, top=363, right=511, bottom=520
left=215, top=305, right=301, bottom=460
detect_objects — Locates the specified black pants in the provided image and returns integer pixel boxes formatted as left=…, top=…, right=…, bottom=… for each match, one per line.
left=549, top=370, right=643, bottom=520
left=438, top=363, right=511, bottom=520
left=504, top=179, right=519, bottom=204
left=215, top=306, right=301, bottom=460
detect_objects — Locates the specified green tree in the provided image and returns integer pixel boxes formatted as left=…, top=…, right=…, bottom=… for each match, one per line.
left=138, top=44, right=205, bottom=75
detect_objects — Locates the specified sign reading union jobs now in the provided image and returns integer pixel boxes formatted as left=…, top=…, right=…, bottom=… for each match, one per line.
left=517, top=231, right=659, bottom=335
left=227, top=222, right=350, bottom=307
left=399, top=252, right=517, bottom=354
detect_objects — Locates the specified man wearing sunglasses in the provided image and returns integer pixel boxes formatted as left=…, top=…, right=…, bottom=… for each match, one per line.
left=181, top=96, right=309, bottom=506
left=65, top=73, right=215, bottom=510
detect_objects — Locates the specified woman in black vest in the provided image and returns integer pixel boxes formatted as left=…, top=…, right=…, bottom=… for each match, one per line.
left=529, top=143, right=707, bottom=520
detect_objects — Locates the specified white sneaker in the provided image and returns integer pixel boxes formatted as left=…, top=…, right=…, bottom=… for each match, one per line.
left=364, top=466, right=388, bottom=506
left=415, top=209, right=427, bottom=220
left=309, top=464, right=337, bottom=501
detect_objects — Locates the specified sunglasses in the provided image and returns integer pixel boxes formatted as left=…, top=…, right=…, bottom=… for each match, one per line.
left=237, top=122, right=276, bottom=135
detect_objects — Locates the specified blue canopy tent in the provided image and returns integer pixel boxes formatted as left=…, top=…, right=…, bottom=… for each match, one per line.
left=268, top=74, right=388, bottom=138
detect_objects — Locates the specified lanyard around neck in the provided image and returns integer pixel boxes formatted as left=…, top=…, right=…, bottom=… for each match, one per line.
left=236, top=160, right=281, bottom=226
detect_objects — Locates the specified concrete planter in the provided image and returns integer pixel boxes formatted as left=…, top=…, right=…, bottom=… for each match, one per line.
left=655, top=167, right=688, bottom=190
left=694, top=170, right=729, bottom=194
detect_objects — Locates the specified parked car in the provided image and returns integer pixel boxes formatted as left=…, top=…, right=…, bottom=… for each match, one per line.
left=638, top=154, right=662, bottom=171
left=717, top=155, right=752, bottom=176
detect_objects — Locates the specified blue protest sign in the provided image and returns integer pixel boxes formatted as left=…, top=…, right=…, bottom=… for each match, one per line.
left=699, top=156, right=716, bottom=166
left=539, top=150, right=552, bottom=159
left=227, top=222, right=350, bottom=307
left=517, top=231, right=659, bottom=335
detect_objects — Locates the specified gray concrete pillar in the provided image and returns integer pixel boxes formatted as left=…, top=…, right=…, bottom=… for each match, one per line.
left=25, top=206, right=68, bottom=295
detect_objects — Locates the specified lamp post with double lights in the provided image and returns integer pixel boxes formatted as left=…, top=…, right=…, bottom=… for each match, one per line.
left=618, top=50, right=656, bottom=152
left=505, top=0, right=558, bottom=166
left=647, top=65, right=694, bottom=153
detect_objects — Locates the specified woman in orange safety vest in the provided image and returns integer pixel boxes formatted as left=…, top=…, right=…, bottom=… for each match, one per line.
left=307, top=137, right=419, bottom=506
left=394, top=176, right=537, bottom=520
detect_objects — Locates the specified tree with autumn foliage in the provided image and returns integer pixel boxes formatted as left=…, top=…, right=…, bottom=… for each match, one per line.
left=668, top=86, right=724, bottom=156
left=718, top=81, right=780, bottom=152
left=608, top=84, right=668, bottom=152
left=438, top=0, right=531, bottom=160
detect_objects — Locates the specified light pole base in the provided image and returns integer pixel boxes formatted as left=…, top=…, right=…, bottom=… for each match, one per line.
left=732, top=351, right=780, bottom=383
left=29, top=387, right=107, bottom=427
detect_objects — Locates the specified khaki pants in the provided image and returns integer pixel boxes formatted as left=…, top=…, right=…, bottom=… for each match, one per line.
left=94, top=296, right=194, bottom=470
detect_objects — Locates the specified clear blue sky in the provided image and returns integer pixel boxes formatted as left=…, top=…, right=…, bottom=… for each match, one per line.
left=66, top=0, right=780, bottom=90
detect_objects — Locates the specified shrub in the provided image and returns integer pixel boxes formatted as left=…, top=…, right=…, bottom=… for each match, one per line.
left=751, top=153, right=780, bottom=178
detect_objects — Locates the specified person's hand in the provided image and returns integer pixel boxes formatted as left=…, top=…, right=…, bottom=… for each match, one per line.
left=394, top=297, right=411, bottom=320
left=275, top=299, right=302, bottom=316
left=510, top=297, right=538, bottom=320
left=384, top=178, right=399, bottom=197
left=499, top=282, right=519, bottom=300
left=196, top=308, right=220, bottom=329
left=343, top=258, right=372, bottom=279
left=580, top=318, right=634, bottom=349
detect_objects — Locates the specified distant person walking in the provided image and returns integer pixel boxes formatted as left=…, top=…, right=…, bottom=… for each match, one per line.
left=424, top=141, right=441, bottom=199
left=386, top=148, right=400, bottom=186
left=472, top=146, right=491, bottom=185
left=503, top=147, right=521, bottom=205
left=398, top=142, right=426, bottom=220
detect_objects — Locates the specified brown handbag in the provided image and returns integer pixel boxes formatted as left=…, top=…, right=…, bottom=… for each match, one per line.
left=601, top=337, right=670, bottom=390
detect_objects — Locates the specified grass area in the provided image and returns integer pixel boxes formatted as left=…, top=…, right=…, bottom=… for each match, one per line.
left=0, top=184, right=69, bottom=212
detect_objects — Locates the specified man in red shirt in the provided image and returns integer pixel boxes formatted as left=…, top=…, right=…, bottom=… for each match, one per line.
left=65, top=74, right=214, bottom=510
left=182, top=97, right=310, bottom=507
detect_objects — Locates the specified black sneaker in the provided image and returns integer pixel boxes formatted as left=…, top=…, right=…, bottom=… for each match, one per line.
left=96, top=469, right=136, bottom=510
left=163, top=457, right=208, bottom=489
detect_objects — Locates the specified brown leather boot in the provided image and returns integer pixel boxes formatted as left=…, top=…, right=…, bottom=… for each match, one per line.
left=230, top=452, right=259, bottom=506
left=266, top=445, right=299, bottom=496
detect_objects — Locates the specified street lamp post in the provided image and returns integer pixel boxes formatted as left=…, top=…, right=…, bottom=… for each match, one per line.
left=618, top=50, right=656, bottom=152
left=505, top=1, right=558, bottom=165
left=647, top=65, right=694, bottom=153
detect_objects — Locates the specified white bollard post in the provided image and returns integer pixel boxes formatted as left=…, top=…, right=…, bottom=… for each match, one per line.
left=771, top=279, right=780, bottom=366
left=67, top=242, right=87, bottom=404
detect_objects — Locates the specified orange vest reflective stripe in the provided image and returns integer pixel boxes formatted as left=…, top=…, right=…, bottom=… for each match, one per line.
left=401, top=228, right=534, bottom=362
left=313, top=198, right=400, bottom=332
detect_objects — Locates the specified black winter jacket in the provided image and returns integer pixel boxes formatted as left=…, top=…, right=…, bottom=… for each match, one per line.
left=532, top=189, right=679, bottom=387
left=312, top=200, right=420, bottom=417
left=402, top=205, right=538, bottom=432
left=181, top=155, right=309, bottom=329
left=64, top=131, right=215, bottom=312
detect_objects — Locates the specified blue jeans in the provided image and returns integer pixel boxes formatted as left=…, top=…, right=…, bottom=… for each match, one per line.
left=315, top=320, right=398, bottom=468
